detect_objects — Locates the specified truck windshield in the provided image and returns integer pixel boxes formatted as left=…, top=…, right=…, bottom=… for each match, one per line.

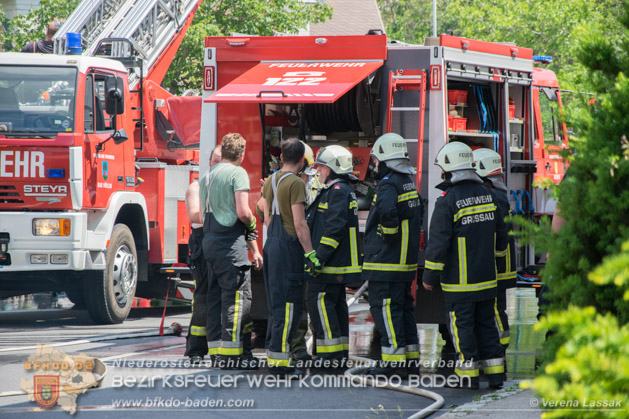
left=0, top=66, right=77, bottom=137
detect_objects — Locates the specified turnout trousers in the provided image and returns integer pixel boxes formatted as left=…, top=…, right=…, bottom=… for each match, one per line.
left=263, top=212, right=305, bottom=368
left=494, top=289, right=510, bottom=352
left=184, top=227, right=209, bottom=357
left=446, top=299, right=505, bottom=380
left=368, top=281, right=419, bottom=366
left=306, top=281, right=349, bottom=360
left=202, top=213, right=253, bottom=360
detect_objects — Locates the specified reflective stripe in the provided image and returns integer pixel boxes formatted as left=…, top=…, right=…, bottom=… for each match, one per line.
left=316, top=337, right=344, bottom=354
left=317, top=292, right=332, bottom=340
left=320, top=236, right=339, bottom=249
left=506, top=243, right=512, bottom=273
left=495, top=248, right=508, bottom=257
left=243, top=321, right=253, bottom=334
left=349, top=200, right=358, bottom=210
left=425, top=260, right=444, bottom=271
left=349, top=227, right=359, bottom=270
left=400, top=219, right=409, bottom=265
left=405, top=344, right=419, bottom=360
left=453, top=203, right=496, bottom=222
left=398, top=191, right=419, bottom=203
left=458, top=237, right=467, bottom=285
left=281, top=302, right=294, bottom=354
left=484, top=365, right=505, bottom=374
left=320, top=265, right=362, bottom=274
left=442, top=279, right=497, bottom=292
left=382, top=346, right=406, bottom=362
left=318, top=202, right=329, bottom=210
left=497, top=272, right=517, bottom=280
left=267, top=350, right=291, bottom=367
left=381, top=225, right=399, bottom=234
left=208, top=340, right=220, bottom=356
left=371, top=194, right=377, bottom=206
left=342, top=336, right=349, bottom=351
left=449, top=311, right=464, bottom=362
left=218, top=340, right=243, bottom=356
left=494, top=302, right=510, bottom=344
left=232, top=290, right=241, bottom=342
left=382, top=298, right=398, bottom=349
left=190, top=326, right=206, bottom=336
left=455, top=367, right=480, bottom=377
left=363, top=262, right=417, bottom=272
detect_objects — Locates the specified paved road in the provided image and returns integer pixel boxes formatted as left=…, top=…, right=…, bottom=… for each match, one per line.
left=0, top=293, right=536, bottom=418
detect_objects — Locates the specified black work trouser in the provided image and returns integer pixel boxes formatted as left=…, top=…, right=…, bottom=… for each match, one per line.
left=368, top=281, right=419, bottom=366
left=494, top=288, right=510, bottom=353
left=185, top=228, right=209, bottom=357
left=446, top=298, right=505, bottom=381
left=306, top=281, right=349, bottom=360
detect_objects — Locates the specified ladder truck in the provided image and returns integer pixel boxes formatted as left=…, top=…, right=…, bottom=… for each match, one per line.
left=0, top=0, right=204, bottom=323
left=199, top=34, right=569, bottom=323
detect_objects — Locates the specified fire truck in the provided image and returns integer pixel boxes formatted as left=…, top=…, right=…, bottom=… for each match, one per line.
left=0, top=0, right=204, bottom=323
left=199, top=34, right=569, bottom=322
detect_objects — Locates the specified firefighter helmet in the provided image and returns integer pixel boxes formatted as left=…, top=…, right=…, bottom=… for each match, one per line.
left=473, top=148, right=503, bottom=177
left=315, top=145, right=354, bottom=175
left=302, top=142, right=315, bottom=166
left=434, top=142, right=475, bottom=172
left=370, top=133, right=409, bottom=162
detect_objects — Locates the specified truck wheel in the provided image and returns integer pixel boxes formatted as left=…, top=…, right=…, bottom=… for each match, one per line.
left=85, top=224, right=138, bottom=324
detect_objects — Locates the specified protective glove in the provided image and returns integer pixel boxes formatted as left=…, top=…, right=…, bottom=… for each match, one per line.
left=377, top=224, right=397, bottom=243
left=244, top=219, right=258, bottom=241
left=304, top=250, right=322, bottom=277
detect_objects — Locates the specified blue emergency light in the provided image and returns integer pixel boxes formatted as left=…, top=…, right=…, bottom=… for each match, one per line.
left=46, top=169, right=65, bottom=178
left=66, top=33, right=82, bottom=55
left=533, top=56, right=553, bottom=64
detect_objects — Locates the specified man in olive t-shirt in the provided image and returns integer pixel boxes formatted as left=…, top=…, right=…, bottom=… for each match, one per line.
left=262, top=172, right=306, bottom=237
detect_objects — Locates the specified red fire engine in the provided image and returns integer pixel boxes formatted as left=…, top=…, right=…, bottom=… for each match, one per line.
left=0, top=0, right=204, bottom=323
left=199, top=34, right=569, bottom=322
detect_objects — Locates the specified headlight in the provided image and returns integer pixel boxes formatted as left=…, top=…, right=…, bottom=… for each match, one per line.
left=32, top=219, right=71, bottom=236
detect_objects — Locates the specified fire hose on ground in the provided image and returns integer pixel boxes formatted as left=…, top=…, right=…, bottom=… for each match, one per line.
left=307, top=280, right=445, bottom=419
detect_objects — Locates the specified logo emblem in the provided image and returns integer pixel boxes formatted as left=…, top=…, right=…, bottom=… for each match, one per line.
left=34, top=375, right=59, bottom=408
left=102, top=161, right=108, bottom=181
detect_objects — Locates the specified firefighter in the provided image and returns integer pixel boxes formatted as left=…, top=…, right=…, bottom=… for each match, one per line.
left=422, top=142, right=508, bottom=389
left=362, top=133, right=423, bottom=377
left=183, top=146, right=221, bottom=363
left=262, top=137, right=317, bottom=375
left=473, top=148, right=517, bottom=356
left=305, top=146, right=362, bottom=370
left=201, top=133, right=263, bottom=370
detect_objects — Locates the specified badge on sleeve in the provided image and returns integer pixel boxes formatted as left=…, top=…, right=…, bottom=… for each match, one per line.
left=334, top=185, right=341, bottom=189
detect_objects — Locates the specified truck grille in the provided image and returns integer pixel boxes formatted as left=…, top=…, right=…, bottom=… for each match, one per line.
left=0, top=185, right=23, bottom=204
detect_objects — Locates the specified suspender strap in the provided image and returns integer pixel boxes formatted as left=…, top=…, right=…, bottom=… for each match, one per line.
left=271, top=172, right=293, bottom=216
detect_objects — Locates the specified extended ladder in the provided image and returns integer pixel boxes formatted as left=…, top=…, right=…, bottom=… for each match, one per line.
left=385, top=69, right=427, bottom=191
left=53, top=0, right=200, bottom=88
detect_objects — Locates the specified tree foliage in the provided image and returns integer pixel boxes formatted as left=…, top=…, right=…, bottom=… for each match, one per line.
left=1, top=0, right=79, bottom=52
left=377, top=0, right=625, bottom=92
left=162, top=0, right=332, bottom=93
left=0, top=0, right=331, bottom=94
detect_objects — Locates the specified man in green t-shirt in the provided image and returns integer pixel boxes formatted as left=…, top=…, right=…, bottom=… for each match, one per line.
left=262, top=137, right=318, bottom=375
left=201, top=133, right=262, bottom=370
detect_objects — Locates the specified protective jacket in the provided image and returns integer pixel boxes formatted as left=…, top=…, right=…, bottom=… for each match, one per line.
left=490, top=182, right=517, bottom=289
left=423, top=178, right=508, bottom=302
left=362, top=169, right=423, bottom=282
left=307, top=179, right=362, bottom=283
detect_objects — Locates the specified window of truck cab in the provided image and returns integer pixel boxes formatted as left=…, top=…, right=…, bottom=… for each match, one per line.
left=536, top=87, right=562, bottom=144
left=0, top=65, right=77, bottom=135
left=84, top=71, right=116, bottom=133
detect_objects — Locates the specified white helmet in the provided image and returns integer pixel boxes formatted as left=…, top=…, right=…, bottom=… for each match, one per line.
left=473, top=148, right=503, bottom=177
left=371, top=133, right=409, bottom=162
left=315, top=145, right=354, bottom=175
left=435, top=142, right=474, bottom=172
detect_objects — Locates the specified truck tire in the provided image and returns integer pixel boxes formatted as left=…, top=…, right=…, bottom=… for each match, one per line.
left=84, top=224, right=138, bottom=324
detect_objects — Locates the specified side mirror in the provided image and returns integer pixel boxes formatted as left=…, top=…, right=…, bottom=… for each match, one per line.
left=113, top=128, right=129, bottom=145
left=105, top=76, right=125, bottom=115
